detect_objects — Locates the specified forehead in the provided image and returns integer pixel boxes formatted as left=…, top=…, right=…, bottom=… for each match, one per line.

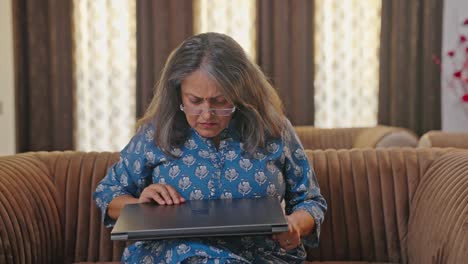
left=181, top=70, right=222, bottom=97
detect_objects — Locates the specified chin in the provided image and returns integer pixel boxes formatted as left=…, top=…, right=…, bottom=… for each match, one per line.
left=196, top=129, right=221, bottom=139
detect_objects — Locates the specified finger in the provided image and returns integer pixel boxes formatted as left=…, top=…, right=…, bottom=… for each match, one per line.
left=279, top=241, right=288, bottom=250
left=272, top=231, right=288, bottom=241
left=165, top=185, right=185, bottom=204
left=148, top=190, right=166, bottom=205
left=275, top=233, right=299, bottom=249
left=138, top=189, right=152, bottom=203
left=286, top=237, right=301, bottom=250
left=139, top=189, right=165, bottom=205
left=280, top=239, right=293, bottom=250
left=153, top=185, right=174, bottom=205
left=138, top=193, right=153, bottom=203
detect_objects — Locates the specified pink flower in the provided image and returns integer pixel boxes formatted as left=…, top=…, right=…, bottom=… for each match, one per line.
left=438, top=17, right=468, bottom=109
left=462, top=94, right=468, bottom=102
left=461, top=35, right=467, bottom=43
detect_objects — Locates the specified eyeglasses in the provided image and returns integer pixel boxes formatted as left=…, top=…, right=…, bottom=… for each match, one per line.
left=180, top=104, right=236, bottom=116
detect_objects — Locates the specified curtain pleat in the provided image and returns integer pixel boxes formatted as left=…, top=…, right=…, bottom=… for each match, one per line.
left=136, top=0, right=194, bottom=118
left=378, top=0, right=443, bottom=135
left=257, top=0, right=315, bottom=125
left=13, top=0, right=74, bottom=152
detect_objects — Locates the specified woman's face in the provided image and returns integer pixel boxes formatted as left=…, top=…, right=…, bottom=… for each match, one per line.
left=180, top=70, right=234, bottom=140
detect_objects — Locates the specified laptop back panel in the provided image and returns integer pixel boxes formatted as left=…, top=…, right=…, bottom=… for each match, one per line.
left=111, top=197, right=288, bottom=240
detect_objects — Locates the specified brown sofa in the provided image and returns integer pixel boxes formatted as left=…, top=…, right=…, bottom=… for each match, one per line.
left=0, top=148, right=466, bottom=263
left=418, top=131, right=468, bottom=148
left=294, top=126, right=419, bottom=150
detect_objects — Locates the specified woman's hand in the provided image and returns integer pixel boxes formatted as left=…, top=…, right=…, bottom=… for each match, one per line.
left=138, top=184, right=186, bottom=205
left=272, top=210, right=315, bottom=250
left=107, top=184, right=185, bottom=220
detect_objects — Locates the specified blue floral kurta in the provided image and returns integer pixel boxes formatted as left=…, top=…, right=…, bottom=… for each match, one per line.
left=94, top=119, right=327, bottom=263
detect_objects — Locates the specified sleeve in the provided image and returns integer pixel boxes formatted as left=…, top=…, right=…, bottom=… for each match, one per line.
left=282, top=120, right=327, bottom=248
left=93, top=123, right=161, bottom=227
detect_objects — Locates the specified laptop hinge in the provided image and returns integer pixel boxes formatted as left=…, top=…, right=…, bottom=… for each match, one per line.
left=111, top=234, right=128, bottom=240
left=271, top=225, right=289, bottom=233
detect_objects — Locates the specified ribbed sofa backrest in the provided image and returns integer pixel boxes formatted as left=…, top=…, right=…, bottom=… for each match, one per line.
left=2, top=149, right=456, bottom=263
left=295, top=126, right=364, bottom=149
left=35, top=151, right=125, bottom=263
left=305, top=148, right=449, bottom=263
left=295, top=126, right=419, bottom=150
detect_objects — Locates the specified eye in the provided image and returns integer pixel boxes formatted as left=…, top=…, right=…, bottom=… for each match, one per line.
left=189, top=97, right=203, bottom=104
left=217, top=98, right=227, bottom=103
left=213, top=97, right=228, bottom=105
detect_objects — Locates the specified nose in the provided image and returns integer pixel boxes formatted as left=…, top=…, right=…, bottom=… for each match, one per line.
left=200, top=110, right=214, bottom=119
left=199, top=101, right=214, bottom=118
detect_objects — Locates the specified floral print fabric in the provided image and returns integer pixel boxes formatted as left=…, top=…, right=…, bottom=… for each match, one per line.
left=94, top=119, right=327, bottom=263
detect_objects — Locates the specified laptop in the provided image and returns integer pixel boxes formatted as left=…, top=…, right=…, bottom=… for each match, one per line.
left=111, top=196, right=289, bottom=240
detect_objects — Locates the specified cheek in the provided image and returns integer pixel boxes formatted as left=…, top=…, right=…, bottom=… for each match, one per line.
left=185, top=115, right=198, bottom=127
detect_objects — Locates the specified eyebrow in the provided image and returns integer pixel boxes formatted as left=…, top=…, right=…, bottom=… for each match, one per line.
left=184, top=93, right=225, bottom=100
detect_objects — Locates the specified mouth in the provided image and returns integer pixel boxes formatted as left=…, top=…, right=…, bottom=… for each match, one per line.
left=199, top=122, right=217, bottom=128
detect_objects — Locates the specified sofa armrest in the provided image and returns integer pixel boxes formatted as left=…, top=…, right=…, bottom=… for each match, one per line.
left=353, top=125, right=418, bottom=148
left=418, top=131, right=468, bottom=148
left=407, top=150, right=468, bottom=263
left=0, top=153, right=62, bottom=263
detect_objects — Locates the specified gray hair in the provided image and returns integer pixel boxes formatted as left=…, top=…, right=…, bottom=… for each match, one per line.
left=137, top=32, right=286, bottom=156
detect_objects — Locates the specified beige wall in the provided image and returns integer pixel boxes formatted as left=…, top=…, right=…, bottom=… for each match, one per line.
left=0, top=0, right=16, bottom=155
left=442, top=0, right=468, bottom=131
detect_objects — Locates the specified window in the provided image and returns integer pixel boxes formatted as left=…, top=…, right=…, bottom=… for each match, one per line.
left=314, top=0, right=382, bottom=127
left=73, top=0, right=136, bottom=151
left=193, top=0, right=257, bottom=61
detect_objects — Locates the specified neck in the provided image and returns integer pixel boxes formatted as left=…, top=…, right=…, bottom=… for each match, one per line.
left=213, top=135, right=220, bottom=149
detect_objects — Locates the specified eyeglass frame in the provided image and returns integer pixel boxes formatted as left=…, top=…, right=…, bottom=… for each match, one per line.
left=179, top=104, right=236, bottom=116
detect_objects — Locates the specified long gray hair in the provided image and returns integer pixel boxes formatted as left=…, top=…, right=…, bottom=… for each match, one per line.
left=137, top=32, right=286, bottom=156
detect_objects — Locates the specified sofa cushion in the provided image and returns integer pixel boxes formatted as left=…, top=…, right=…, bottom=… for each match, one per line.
left=0, top=153, right=63, bottom=263
left=74, top=262, right=120, bottom=264
left=407, top=151, right=468, bottom=263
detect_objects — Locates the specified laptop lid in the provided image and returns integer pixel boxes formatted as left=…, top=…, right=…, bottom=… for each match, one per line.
left=111, top=197, right=289, bottom=240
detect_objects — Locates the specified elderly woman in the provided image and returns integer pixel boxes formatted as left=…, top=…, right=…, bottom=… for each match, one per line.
left=94, top=32, right=327, bottom=263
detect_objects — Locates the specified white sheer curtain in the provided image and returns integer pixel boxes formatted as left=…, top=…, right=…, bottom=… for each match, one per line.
left=314, top=0, right=382, bottom=127
left=74, top=0, right=136, bottom=151
left=193, top=0, right=257, bottom=61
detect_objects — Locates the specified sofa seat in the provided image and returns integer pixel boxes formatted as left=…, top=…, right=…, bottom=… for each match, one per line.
left=73, top=261, right=396, bottom=264
left=308, top=262, right=395, bottom=264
